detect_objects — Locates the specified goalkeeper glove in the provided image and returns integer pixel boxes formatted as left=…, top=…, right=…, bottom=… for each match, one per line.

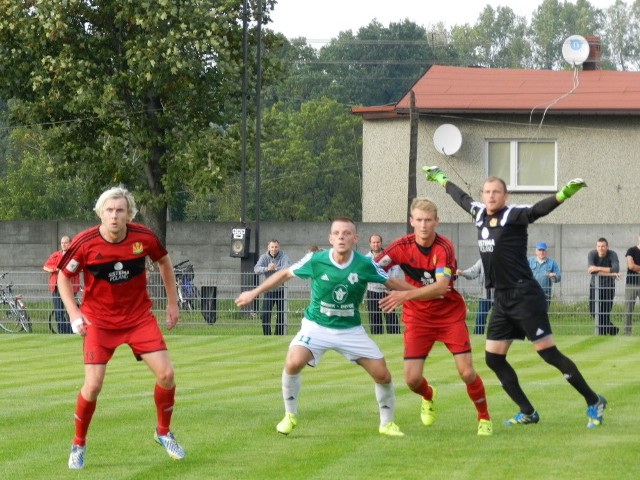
left=422, top=166, right=449, bottom=187
left=556, top=178, right=587, bottom=202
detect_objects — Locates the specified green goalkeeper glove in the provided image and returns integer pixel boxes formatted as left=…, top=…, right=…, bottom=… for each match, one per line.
left=556, top=178, right=587, bottom=202
left=422, top=166, right=449, bottom=187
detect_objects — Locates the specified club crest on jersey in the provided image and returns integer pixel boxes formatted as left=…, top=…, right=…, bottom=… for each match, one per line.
left=489, top=218, right=498, bottom=227
left=347, top=273, right=359, bottom=284
left=132, top=242, right=144, bottom=255
left=332, top=285, right=348, bottom=303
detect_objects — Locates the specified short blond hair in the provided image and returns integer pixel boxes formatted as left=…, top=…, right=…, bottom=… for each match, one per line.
left=94, top=186, right=138, bottom=221
left=410, top=198, right=438, bottom=218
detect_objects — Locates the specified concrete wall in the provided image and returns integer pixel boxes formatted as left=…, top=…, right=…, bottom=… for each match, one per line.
left=2, top=220, right=637, bottom=277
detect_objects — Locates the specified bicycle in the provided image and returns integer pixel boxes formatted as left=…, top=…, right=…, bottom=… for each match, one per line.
left=0, top=272, right=32, bottom=333
left=174, top=260, right=199, bottom=311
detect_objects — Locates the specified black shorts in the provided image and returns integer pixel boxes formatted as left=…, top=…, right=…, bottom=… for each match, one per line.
left=487, top=280, right=552, bottom=342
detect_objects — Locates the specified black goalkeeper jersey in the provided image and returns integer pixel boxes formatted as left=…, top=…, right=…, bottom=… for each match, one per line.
left=446, top=181, right=561, bottom=290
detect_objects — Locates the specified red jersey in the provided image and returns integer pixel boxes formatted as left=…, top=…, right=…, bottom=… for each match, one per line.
left=44, top=250, right=80, bottom=293
left=375, top=233, right=466, bottom=326
left=57, top=223, right=168, bottom=329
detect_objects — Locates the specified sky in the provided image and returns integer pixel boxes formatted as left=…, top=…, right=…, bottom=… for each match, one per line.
left=269, top=0, right=619, bottom=46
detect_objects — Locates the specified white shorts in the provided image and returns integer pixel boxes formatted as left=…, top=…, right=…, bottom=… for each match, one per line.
left=290, top=318, right=384, bottom=367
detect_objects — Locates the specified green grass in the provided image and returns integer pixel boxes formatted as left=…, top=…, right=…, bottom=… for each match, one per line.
left=1, top=334, right=638, bottom=479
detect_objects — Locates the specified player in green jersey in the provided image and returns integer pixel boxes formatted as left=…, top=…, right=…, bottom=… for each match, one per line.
left=235, top=217, right=411, bottom=437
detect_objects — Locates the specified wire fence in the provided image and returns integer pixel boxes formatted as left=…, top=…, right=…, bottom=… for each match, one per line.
left=1, top=270, right=639, bottom=336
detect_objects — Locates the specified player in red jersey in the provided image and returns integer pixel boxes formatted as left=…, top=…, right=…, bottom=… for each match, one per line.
left=57, top=186, right=185, bottom=469
left=375, top=198, right=492, bottom=436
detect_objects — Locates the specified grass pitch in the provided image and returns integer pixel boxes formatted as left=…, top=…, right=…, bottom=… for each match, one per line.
left=0, top=333, right=637, bottom=479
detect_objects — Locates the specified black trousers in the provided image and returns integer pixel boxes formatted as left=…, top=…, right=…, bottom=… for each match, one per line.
left=366, top=290, right=400, bottom=334
left=261, top=288, right=286, bottom=335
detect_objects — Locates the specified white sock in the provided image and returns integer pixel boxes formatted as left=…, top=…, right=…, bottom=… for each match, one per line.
left=282, top=371, right=301, bottom=415
left=375, top=382, right=395, bottom=426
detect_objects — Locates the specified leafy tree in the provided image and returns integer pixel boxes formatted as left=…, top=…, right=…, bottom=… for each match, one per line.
left=258, top=98, right=362, bottom=221
left=0, top=127, right=92, bottom=220
left=470, top=6, right=532, bottom=68
left=530, top=0, right=603, bottom=69
left=604, top=0, right=640, bottom=70
left=314, top=20, right=440, bottom=107
left=0, top=0, right=277, bottom=242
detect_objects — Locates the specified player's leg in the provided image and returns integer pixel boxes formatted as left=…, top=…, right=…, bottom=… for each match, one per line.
left=68, top=364, right=105, bottom=469
left=533, top=336, right=606, bottom=428
left=453, top=353, right=490, bottom=421
left=358, top=356, right=403, bottom=437
left=277, top=343, right=314, bottom=435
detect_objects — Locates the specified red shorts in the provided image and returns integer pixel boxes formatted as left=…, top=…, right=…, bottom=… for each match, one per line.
left=82, top=312, right=167, bottom=364
left=403, top=320, right=472, bottom=359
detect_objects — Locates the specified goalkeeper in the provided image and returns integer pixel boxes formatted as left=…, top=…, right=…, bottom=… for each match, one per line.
left=423, top=167, right=606, bottom=429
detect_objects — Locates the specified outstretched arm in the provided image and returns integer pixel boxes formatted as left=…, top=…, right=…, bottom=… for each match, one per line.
left=423, top=166, right=478, bottom=215
left=235, top=269, right=293, bottom=307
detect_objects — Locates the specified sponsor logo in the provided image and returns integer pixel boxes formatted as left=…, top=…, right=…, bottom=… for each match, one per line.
left=321, top=274, right=329, bottom=281
left=108, top=262, right=130, bottom=282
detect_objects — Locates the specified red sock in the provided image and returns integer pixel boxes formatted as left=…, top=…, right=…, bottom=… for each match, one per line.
left=412, top=377, right=434, bottom=401
left=73, top=393, right=97, bottom=446
left=154, top=384, right=176, bottom=436
left=466, top=374, right=490, bottom=421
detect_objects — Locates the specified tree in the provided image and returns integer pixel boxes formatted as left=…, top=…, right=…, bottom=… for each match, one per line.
left=530, top=0, right=603, bottom=69
left=315, top=20, right=440, bottom=107
left=258, top=98, right=363, bottom=221
left=0, top=0, right=277, bottom=242
left=0, top=127, right=92, bottom=220
left=604, top=0, right=640, bottom=70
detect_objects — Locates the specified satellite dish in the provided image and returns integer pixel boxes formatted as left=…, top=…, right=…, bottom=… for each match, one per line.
left=433, top=124, right=462, bottom=156
left=562, top=35, right=590, bottom=66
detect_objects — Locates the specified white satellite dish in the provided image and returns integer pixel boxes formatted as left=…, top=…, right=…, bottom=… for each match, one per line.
left=433, top=124, right=462, bottom=156
left=562, top=35, right=590, bottom=67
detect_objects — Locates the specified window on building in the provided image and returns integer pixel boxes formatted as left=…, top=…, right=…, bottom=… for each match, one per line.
left=487, top=140, right=557, bottom=191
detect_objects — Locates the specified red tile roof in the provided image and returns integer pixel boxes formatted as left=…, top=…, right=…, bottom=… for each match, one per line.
left=353, top=65, right=640, bottom=118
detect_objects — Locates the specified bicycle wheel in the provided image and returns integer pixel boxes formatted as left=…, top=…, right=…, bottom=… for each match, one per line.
left=0, top=300, right=25, bottom=333
left=49, top=310, right=70, bottom=334
left=18, top=308, right=31, bottom=333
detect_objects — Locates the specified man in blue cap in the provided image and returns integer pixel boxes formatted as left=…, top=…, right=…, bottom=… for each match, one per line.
left=528, top=242, right=561, bottom=308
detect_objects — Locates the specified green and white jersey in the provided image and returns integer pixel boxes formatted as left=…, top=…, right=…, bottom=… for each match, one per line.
left=290, top=249, right=389, bottom=329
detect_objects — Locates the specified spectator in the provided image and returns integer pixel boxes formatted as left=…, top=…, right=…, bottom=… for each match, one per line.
left=528, top=242, right=561, bottom=308
left=43, top=235, right=80, bottom=334
left=254, top=239, right=292, bottom=335
left=623, top=234, right=640, bottom=336
left=588, top=237, right=620, bottom=336
left=457, top=259, right=491, bottom=334
left=365, top=234, right=401, bottom=334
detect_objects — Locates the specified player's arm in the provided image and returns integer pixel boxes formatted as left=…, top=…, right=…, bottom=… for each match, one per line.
left=384, top=276, right=415, bottom=292
left=58, top=272, right=88, bottom=335
left=423, top=166, right=477, bottom=215
left=235, top=269, right=293, bottom=307
left=157, top=254, right=180, bottom=330
left=379, top=275, right=449, bottom=313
